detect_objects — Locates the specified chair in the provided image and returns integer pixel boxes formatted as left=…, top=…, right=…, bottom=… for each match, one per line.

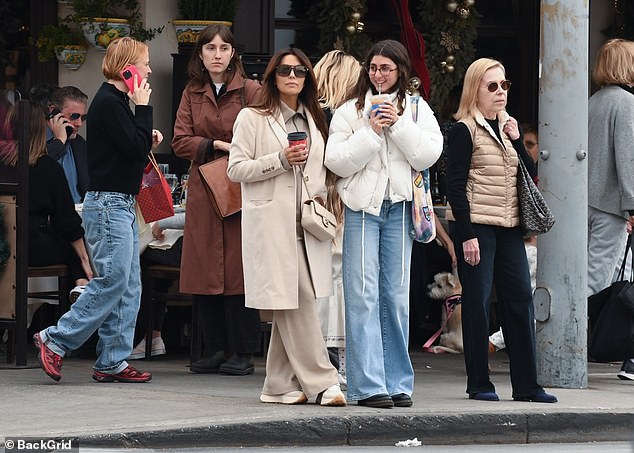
left=142, top=264, right=198, bottom=361
left=3, top=264, right=70, bottom=363
left=27, top=264, right=71, bottom=317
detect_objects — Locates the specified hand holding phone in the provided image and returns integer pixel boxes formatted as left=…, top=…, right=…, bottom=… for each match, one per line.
left=47, top=108, right=74, bottom=138
left=120, top=64, right=141, bottom=94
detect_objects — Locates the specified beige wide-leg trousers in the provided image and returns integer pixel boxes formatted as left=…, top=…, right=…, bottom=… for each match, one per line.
left=261, top=239, right=339, bottom=399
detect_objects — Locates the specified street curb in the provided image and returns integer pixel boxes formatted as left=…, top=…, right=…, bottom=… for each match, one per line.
left=79, top=412, right=634, bottom=448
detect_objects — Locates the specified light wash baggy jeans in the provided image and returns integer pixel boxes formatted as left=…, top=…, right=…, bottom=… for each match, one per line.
left=41, top=191, right=141, bottom=373
left=343, top=201, right=415, bottom=401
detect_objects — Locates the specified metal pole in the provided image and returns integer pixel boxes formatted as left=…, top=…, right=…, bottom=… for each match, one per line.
left=534, top=1, right=589, bottom=388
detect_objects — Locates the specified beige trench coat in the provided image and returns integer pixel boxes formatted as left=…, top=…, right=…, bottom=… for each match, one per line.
left=227, top=107, right=333, bottom=310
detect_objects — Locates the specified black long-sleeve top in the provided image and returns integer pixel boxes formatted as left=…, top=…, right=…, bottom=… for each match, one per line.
left=29, top=155, right=84, bottom=243
left=446, top=119, right=537, bottom=241
left=86, top=82, right=153, bottom=194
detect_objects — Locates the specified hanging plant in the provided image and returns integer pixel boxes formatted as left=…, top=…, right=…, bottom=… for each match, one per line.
left=35, top=23, right=87, bottom=63
left=67, top=0, right=164, bottom=43
left=416, top=0, right=479, bottom=114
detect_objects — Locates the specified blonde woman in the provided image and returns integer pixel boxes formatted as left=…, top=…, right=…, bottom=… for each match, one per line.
left=33, top=37, right=163, bottom=383
left=313, top=50, right=362, bottom=387
left=446, top=58, right=556, bottom=402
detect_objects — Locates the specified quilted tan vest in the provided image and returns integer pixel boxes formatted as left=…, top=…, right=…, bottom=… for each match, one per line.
left=446, top=116, right=520, bottom=227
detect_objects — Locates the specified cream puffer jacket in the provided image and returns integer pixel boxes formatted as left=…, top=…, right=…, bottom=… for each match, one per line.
left=325, top=90, right=443, bottom=216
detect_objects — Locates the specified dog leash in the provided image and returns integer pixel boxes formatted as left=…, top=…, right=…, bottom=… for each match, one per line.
left=422, top=294, right=462, bottom=353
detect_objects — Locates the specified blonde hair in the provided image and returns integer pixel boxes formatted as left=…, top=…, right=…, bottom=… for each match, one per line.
left=101, top=37, right=149, bottom=80
left=455, top=58, right=506, bottom=121
left=314, top=50, right=362, bottom=111
left=593, top=39, right=634, bottom=87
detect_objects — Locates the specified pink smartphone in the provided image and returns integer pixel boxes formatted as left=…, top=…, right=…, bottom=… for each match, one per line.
left=120, top=64, right=141, bottom=94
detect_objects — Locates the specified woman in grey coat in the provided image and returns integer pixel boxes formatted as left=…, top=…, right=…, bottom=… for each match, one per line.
left=587, top=38, right=634, bottom=381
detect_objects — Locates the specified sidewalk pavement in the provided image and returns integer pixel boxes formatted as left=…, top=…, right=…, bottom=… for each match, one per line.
left=1, top=350, right=633, bottom=449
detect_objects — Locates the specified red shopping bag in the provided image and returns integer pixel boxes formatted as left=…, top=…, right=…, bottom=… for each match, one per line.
left=136, top=152, right=174, bottom=223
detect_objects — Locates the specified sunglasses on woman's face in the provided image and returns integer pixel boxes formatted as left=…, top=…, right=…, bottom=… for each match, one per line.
left=275, top=65, right=308, bottom=78
left=486, top=80, right=511, bottom=92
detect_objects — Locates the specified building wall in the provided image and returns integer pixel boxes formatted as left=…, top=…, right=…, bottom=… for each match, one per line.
left=57, top=0, right=178, bottom=153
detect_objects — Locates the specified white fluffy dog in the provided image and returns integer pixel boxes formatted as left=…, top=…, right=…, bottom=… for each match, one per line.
left=426, top=270, right=463, bottom=354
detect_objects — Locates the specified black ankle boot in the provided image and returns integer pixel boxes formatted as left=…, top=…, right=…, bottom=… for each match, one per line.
left=218, top=353, right=254, bottom=376
left=190, top=350, right=226, bottom=374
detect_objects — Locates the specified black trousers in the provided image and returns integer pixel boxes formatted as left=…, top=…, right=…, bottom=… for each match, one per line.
left=139, top=238, right=183, bottom=330
left=195, top=294, right=261, bottom=355
left=450, top=222, right=542, bottom=398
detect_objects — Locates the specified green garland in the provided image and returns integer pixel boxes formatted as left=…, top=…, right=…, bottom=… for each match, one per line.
left=291, top=0, right=371, bottom=61
left=415, top=1, right=479, bottom=114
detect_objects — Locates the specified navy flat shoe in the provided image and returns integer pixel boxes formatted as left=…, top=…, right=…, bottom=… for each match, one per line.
left=513, top=390, right=558, bottom=403
left=391, top=393, right=413, bottom=407
left=358, top=394, right=394, bottom=408
left=469, top=391, right=500, bottom=401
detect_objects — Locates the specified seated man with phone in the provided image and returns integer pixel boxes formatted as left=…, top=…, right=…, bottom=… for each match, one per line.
left=46, top=86, right=90, bottom=203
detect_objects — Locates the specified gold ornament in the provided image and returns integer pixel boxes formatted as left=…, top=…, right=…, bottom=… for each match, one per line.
left=447, top=0, right=459, bottom=12
left=351, top=12, right=361, bottom=21
left=446, top=65, right=455, bottom=73
left=465, top=0, right=475, bottom=6
left=407, top=77, right=422, bottom=95
left=458, top=7, right=470, bottom=19
left=346, top=24, right=356, bottom=35
left=356, top=21, right=365, bottom=32
left=446, top=55, right=455, bottom=64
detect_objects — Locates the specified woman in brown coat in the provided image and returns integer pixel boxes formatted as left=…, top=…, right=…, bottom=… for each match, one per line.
left=172, top=24, right=261, bottom=375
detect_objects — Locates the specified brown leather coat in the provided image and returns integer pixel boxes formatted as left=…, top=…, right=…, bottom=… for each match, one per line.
left=172, top=73, right=261, bottom=295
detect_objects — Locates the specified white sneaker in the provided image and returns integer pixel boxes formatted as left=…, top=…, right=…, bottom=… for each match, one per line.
left=128, top=337, right=166, bottom=360
left=69, top=285, right=86, bottom=303
left=260, top=390, right=307, bottom=404
left=316, top=384, right=347, bottom=406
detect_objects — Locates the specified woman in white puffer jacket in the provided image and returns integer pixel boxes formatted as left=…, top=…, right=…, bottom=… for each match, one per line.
left=325, top=39, right=442, bottom=409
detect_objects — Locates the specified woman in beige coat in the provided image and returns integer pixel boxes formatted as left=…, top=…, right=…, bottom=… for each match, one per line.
left=228, top=48, right=346, bottom=406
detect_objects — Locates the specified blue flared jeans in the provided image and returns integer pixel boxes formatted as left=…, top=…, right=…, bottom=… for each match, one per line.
left=42, top=191, right=141, bottom=373
left=343, top=201, right=414, bottom=401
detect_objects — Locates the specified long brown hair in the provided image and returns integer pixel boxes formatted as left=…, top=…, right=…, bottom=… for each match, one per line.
left=349, top=40, right=412, bottom=116
left=0, top=100, right=47, bottom=167
left=187, top=23, right=246, bottom=87
left=252, top=48, right=328, bottom=142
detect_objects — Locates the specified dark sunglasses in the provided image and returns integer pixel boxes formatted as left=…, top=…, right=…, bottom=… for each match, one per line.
left=275, top=65, right=308, bottom=78
left=68, top=113, right=87, bottom=121
left=486, top=80, right=511, bottom=92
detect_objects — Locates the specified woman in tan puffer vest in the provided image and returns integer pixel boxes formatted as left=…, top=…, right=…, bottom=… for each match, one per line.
left=446, top=58, right=557, bottom=404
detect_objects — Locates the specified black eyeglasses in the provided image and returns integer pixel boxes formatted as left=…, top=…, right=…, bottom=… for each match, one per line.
left=367, top=65, right=398, bottom=76
left=486, top=80, right=511, bottom=92
left=275, top=65, right=308, bottom=78
left=68, top=113, right=87, bottom=121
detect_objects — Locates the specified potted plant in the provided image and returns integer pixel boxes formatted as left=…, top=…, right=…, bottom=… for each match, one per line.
left=67, top=0, right=163, bottom=51
left=35, top=24, right=88, bottom=69
left=173, top=0, right=239, bottom=44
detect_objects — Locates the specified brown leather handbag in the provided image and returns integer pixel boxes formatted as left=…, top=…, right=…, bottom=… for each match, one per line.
left=198, top=155, right=241, bottom=218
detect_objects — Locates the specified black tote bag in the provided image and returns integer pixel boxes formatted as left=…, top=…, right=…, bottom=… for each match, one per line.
left=588, top=235, right=634, bottom=362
